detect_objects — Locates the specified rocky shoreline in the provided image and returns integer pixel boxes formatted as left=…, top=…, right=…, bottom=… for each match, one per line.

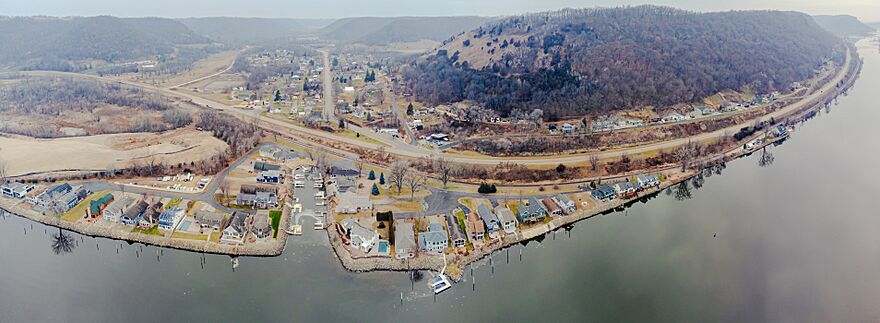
left=0, top=198, right=288, bottom=257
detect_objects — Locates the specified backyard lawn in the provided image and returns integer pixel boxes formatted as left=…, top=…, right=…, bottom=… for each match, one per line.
left=60, top=190, right=111, bottom=222
left=269, top=210, right=282, bottom=238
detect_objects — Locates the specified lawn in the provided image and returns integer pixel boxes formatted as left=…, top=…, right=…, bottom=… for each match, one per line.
left=269, top=210, right=282, bottom=238
left=171, top=232, right=208, bottom=241
left=132, top=226, right=164, bottom=237
left=60, top=190, right=111, bottom=222
left=166, top=198, right=182, bottom=209
left=336, top=128, right=388, bottom=147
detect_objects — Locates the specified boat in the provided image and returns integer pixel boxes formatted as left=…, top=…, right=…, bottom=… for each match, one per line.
left=314, top=222, right=324, bottom=230
left=431, top=274, right=452, bottom=294
left=231, top=257, right=240, bottom=269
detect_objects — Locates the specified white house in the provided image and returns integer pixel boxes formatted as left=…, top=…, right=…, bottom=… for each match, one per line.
left=336, top=192, right=372, bottom=214
left=341, top=218, right=379, bottom=253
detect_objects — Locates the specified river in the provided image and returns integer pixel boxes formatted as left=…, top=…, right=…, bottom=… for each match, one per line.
left=2, top=37, right=879, bottom=322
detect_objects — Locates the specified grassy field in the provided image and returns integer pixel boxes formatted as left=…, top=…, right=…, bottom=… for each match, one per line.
left=171, top=232, right=208, bottom=241
left=269, top=210, right=282, bottom=238
left=335, top=128, right=388, bottom=147
left=132, top=226, right=164, bottom=237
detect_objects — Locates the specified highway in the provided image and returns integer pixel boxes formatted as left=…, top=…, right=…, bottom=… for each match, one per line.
left=9, top=47, right=851, bottom=167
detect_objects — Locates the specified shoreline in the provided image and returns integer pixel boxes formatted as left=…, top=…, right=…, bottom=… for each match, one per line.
left=0, top=40, right=863, bottom=277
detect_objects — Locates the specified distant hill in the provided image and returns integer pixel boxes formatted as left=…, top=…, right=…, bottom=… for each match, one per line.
left=318, top=16, right=490, bottom=45
left=812, top=15, right=875, bottom=37
left=403, top=6, right=844, bottom=118
left=178, top=17, right=333, bottom=44
left=0, top=16, right=211, bottom=71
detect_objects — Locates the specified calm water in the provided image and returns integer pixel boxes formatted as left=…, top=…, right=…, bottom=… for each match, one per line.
left=2, top=37, right=880, bottom=323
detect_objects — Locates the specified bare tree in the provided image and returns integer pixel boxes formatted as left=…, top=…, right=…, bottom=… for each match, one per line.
left=355, top=158, right=365, bottom=177
left=589, top=154, right=599, bottom=172
left=404, top=172, right=427, bottom=200
left=675, top=140, right=700, bottom=172
left=0, top=157, right=8, bottom=183
left=388, top=160, right=410, bottom=195
left=219, top=181, right=231, bottom=206
left=435, top=157, right=452, bottom=188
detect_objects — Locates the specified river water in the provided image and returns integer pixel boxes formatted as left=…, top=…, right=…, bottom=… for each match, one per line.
left=2, top=37, right=880, bottom=322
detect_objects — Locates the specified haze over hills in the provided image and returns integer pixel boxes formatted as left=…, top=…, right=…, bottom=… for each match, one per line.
left=317, top=16, right=490, bottom=45
left=812, top=15, right=875, bottom=37
left=177, top=17, right=334, bottom=45
left=402, top=6, right=845, bottom=119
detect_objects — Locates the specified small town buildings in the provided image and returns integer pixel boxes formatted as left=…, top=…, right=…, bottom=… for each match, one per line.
left=221, top=211, right=249, bottom=244
left=252, top=211, right=272, bottom=239
left=158, top=207, right=185, bottom=231
left=477, top=204, right=501, bottom=235
left=2, top=182, right=33, bottom=199
left=257, top=170, right=282, bottom=183
left=612, top=181, right=639, bottom=197
left=254, top=162, right=281, bottom=172
left=120, top=200, right=148, bottom=226
left=138, top=202, right=163, bottom=229
left=553, top=194, right=577, bottom=215
left=561, top=123, right=575, bottom=134
left=662, top=112, right=687, bottom=122
left=542, top=198, right=563, bottom=217
left=332, top=176, right=357, bottom=196
left=517, top=198, right=547, bottom=224
left=330, top=167, right=359, bottom=178
left=104, top=196, right=140, bottom=223
left=237, top=184, right=279, bottom=209
left=194, top=211, right=227, bottom=232
left=418, top=221, right=449, bottom=255
left=445, top=214, right=467, bottom=248
left=466, top=212, right=485, bottom=241
left=336, top=191, right=372, bottom=214
left=86, top=193, right=114, bottom=219
left=592, top=184, right=616, bottom=202
left=636, top=174, right=660, bottom=188
left=31, top=183, right=73, bottom=208
left=495, top=206, right=517, bottom=235
left=341, top=218, right=379, bottom=253
left=394, top=222, right=417, bottom=259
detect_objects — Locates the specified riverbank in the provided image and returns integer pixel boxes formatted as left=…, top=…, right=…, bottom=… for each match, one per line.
left=0, top=197, right=289, bottom=257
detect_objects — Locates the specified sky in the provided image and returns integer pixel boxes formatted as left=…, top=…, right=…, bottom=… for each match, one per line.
left=2, top=0, right=878, bottom=22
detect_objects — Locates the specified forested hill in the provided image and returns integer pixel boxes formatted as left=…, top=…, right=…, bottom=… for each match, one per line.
left=402, top=6, right=845, bottom=119
left=0, top=16, right=211, bottom=71
left=812, top=15, right=875, bottom=37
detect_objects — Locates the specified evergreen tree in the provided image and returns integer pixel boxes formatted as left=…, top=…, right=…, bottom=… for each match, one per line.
left=379, top=172, right=385, bottom=185
left=338, top=119, right=345, bottom=129
left=273, top=89, right=282, bottom=101
left=368, top=170, right=376, bottom=180
left=406, top=103, right=414, bottom=116
left=371, top=183, right=380, bottom=196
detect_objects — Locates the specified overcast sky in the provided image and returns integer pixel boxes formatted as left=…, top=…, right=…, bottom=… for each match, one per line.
left=2, top=0, right=878, bottom=22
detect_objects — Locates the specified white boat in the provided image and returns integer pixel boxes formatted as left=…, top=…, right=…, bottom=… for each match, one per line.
left=431, top=274, right=452, bottom=294
left=231, top=257, right=240, bottom=269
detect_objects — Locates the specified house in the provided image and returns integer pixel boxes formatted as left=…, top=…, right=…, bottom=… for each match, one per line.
left=252, top=211, right=272, bottom=239
left=636, top=174, right=660, bottom=188
left=394, top=222, right=417, bottom=259
left=50, top=185, right=88, bottom=213
left=336, top=191, right=372, bottom=214
left=445, top=214, right=467, bottom=248
left=2, top=182, right=33, bottom=199
left=332, top=176, right=357, bottom=195
left=495, top=206, right=517, bottom=235
left=341, top=218, right=379, bottom=253
left=542, top=198, right=563, bottom=217
left=254, top=161, right=280, bottom=172
left=612, top=181, right=639, bottom=197
left=236, top=185, right=279, bottom=208
left=158, top=207, right=185, bottom=231
left=104, top=196, right=140, bottom=223
left=86, top=193, right=114, bottom=219
left=120, top=200, right=148, bottom=226
left=662, top=112, right=687, bottom=122
left=257, top=170, right=282, bottom=183
left=553, top=194, right=577, bottom=215
left=138, top=202, right=163, bottom=229
left=561, top=123, right=575, bottom=134
left=221, top=211, right=250, bottom=244
left=418, top=221, right=449, bottom=255
left=330, top=166, right=359, bottom=178
left=477, top=204, right=500, bottom=235
left=194, top=211, right=227, bottom=232
left=592, top=184, right=616, bottom=202
left=466, top=212, right=485, bottom=241
left=517, top=198, right=546, bottom=224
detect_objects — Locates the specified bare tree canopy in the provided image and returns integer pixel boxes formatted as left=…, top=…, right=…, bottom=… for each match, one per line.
left=404, top=171, right=427, bottom=199
left=388, top=160, right=410, bottom=195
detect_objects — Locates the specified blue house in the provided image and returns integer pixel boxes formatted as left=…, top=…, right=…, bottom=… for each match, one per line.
left=257, top=170, right=282, bottom=183
left=592, top=184, right=616, bottom=202
left=476, top=204, right=501, bottom=235
left=516, top=198, right=546, bottom=224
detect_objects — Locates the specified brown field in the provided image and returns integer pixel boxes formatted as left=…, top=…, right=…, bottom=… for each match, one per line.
left=0, top=128, right=228, bottom=176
